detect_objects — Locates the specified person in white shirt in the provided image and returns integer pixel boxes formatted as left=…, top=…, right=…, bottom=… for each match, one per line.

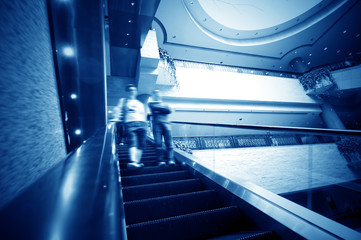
left=119, top=84, right=147, bottom=168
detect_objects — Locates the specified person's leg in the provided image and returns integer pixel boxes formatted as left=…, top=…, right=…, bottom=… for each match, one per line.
left=126, top=122, right=143, bottom=168
left=136, top=123, right=147, bottom=163
left=116, top=122, right=122, bottom=144
left=163, top=123, right=175, bottom=165
left=153, top=122, right=164, bottom=163
left=129, top=146, right=137, bottom=162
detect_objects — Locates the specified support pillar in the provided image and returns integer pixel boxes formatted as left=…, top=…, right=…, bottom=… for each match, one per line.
left=136, top=30, right=160, bottom=96
left=321, top=101, right=345, bottom=129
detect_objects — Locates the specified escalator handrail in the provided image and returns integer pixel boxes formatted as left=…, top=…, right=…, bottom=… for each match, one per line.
left=172, top=121, right=361, bottom=137
left=174, top=148, right=361, bottom=239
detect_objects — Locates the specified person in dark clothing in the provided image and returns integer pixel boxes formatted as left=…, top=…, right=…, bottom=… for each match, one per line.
left=148, top=90, right=175, bottom=166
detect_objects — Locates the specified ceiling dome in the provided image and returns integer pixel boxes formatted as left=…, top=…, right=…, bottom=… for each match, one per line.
left=183, top=0, right=347, bottom=45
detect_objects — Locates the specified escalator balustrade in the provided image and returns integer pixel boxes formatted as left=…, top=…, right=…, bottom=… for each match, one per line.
left=118, top=142, right=275, bottom=240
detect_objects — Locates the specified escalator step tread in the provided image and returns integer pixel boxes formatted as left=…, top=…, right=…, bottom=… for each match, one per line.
left=124, top=189, right=220, bottom=225
left=126, top=206, right=243, bottom=240
left=121, top=170, right=191, bottom=187
left=120, top=165, right=183, bottom=177
left=208, top=231, right=275, bottom=240
left=122, top=178, right=203, bottom=202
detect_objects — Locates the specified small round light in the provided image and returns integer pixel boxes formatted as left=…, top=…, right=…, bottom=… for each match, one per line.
left=70, top=93, right=77, bottom=99
left=75, top=129, right=81, bottom=135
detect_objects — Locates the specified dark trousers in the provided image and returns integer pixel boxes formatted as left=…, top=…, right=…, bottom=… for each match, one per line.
left=153, top=122, right=173, bottom=161
left=116, top=122, right=125, bottom=144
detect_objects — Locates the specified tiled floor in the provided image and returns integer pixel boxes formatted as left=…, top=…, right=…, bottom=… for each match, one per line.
left=192, top=143, right=361, bottom=194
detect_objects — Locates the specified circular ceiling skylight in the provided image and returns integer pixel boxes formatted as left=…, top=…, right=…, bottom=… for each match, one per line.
left=183, top=0, right=346, bottom=46
left=197, top=0, right=322, bottom=31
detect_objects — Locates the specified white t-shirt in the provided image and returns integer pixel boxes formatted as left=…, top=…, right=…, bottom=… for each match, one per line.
left=124, top=99, right=146, bottom=122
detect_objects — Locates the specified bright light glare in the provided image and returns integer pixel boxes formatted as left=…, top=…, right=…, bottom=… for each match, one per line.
left=75, top=129, right=81, bottom=135
left=63, top=47, right=74, bottom=57
left=70, top=93, right=77, bottom=99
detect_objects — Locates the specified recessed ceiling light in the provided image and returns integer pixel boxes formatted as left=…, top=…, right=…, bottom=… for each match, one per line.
left=307, top=62, right=311, bottom=65
left=125, top=43, right=128, bottom=46
left=343, top=30, right=347, bottom=34
left=294, top=51, right=297, bottom=54
left=324, top=47, right=328, bottom=50
left=309, top=53, right=312, bottom=56
left=356, top=33, right=360, bottom=38
left=279, top=66, right=282, bottom=69
left=126, top=33, right=130, bottom=36
left=128, top=20, right=132, bottom=23
left=131, top=2, right=135, bottom=6
left=337, top=50, right=341, bottom=53
left=63, top=46, right=74, bottom=57
left=349, top=52, right=353, bottom=55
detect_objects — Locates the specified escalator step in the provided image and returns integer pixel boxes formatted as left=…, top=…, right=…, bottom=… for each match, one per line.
left=208, top=230, right=274, bottom=240
left=119, top=161, right=159, bottom=169
left=121, top=170, right=191, bottom=187
left=126, top=206, right=243, bottom=240
left=122, top=178, right=203, bottom=202
left=121, top=165, right=183, bottom=177
left=124, top=189, right=220, bottom=224
left=118, top=151, right=156, bottom=156
left=118, top=155, right=157, bottom=161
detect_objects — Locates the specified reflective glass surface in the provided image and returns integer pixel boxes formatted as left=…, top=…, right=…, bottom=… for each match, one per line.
left=171, top=122, right=361, bottom=231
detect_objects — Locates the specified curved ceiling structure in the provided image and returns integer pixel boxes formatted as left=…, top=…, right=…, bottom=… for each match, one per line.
left=183, top=0, right=349, bottom=46
left=152, top=0, right=361, bottom=73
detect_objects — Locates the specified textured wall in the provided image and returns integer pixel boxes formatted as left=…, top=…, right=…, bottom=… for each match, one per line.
left=0, top=0, right=67, bottom=209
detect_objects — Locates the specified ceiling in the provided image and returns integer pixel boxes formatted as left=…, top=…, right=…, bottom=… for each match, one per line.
left=107, top=0, right=361, bottom=76
left=106, top=0, right=361, bottom=129
left=152, top=0, right=361, bottom=74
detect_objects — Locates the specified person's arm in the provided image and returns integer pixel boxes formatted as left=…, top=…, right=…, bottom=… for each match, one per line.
left=150, top=102, right=172, bottom=114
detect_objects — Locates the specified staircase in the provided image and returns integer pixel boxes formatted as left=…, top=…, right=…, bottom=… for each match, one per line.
left=118, top=141, right=275, bottom=240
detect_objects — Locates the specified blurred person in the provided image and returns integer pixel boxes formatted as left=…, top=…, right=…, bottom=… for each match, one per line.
left=148, top=89, right=175, bottom=166
left=113, top=98, right=126, bottom=145
left=118, top=84, right=147, bottom=168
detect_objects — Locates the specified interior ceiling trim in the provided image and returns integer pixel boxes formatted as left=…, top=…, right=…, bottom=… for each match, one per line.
left=153, top=18, right=317, bottom=61
left=182, top=0, right=350, bottom=46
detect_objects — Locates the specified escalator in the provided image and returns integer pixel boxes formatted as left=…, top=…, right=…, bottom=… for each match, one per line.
left=118, top=141, right=275, bottom=240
